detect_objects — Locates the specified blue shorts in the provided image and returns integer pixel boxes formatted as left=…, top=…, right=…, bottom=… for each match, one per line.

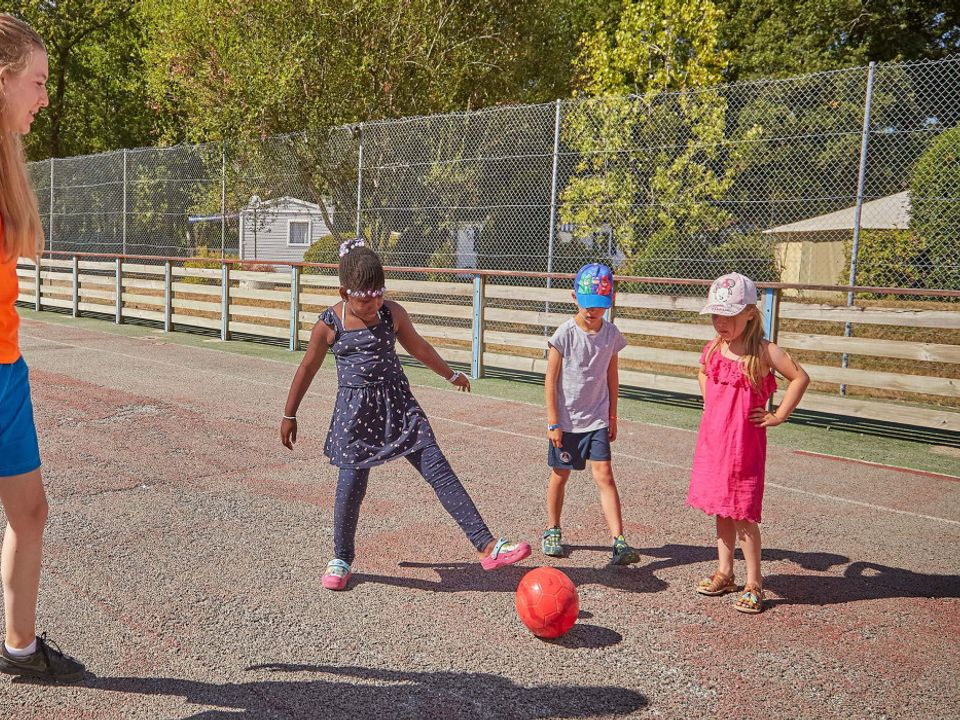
left=0, top=357, right=42, bottom=477
left=547, top=427, right=611, bottom=471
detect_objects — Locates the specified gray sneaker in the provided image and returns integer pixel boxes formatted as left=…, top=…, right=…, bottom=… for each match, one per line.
left=609, top=535, right=640, bottom=566
left=0, top=634, right=85, bottom=681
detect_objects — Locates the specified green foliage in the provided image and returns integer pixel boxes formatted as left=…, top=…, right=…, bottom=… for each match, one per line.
left=718, top=0, right=960, bottom=81
left=561, top=0, right=744, bottom=279
left=705, top=233, right=781, bottom=282
left=137, top=0, right=597, bottom=145
left=10, top=0, right=155, bottom=159
left=551, top=239, right=606, bottom=276
left=574, top=0, right=730, bottom=97
left=301, top=234, right=342, bottom=274
left=182, top=245, right=235, bottom=284
left=426, top=240, right=456, bottom=282
left=909, top=127, right=960, bottom=290
left=843, top=229, right=931, bottom=292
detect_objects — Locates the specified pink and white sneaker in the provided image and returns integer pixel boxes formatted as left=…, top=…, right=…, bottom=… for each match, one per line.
left=322, top=559, right=352, bottom=590
left=480, top=538, right=531, bottom=571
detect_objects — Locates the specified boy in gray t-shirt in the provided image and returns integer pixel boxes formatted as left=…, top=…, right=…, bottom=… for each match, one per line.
left=543, top=263, right=640, bottom=566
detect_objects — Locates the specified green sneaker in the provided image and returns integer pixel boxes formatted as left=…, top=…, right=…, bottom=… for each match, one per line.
left=609, top=535, right=640, bottom=566
left=541, top=527, right=564, bottom=557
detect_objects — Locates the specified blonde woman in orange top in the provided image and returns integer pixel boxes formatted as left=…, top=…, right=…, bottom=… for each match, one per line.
left=0, top=14, right=84, bottom=680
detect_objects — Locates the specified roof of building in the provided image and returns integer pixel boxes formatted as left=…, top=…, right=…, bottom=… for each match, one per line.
left=763, top=191, right=910, bottom=235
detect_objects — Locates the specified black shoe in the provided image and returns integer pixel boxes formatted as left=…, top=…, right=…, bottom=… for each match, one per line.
left=0, top=634, right=85, bottom=681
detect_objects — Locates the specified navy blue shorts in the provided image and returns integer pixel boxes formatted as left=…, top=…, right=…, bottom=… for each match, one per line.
left=0, top=357, right=42, bottom=477
left=547, top=427, right=611, bottom=471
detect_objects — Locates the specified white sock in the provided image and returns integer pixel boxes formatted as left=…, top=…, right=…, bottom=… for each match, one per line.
left=5, top=639, right=37, bottom=657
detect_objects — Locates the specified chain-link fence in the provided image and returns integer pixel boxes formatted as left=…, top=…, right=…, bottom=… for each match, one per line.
left=27, top=56, right=960, bottom=293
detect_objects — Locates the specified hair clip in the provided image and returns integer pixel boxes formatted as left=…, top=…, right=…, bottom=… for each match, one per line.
left=346, top=287, right=386, bottom=298
left=339, top=237, right=366, bottom=257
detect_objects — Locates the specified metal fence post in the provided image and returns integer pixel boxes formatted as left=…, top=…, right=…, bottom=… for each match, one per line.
left=761, top=287, right=780, bottom=342
left=71, top=255, right=79, bottom=317
left=545, top=99, right=562, bottom=335
left=471, top=274, right=486, bottom=379
left=122, top=149, right=128, bottom=256
left=221, top=145, right=227, bottom=258
left=48, top=158, right=54, bottom=252
left=289, top=264, right=301, bottom=352
left=221, top=261, right=231, bottom=341
left=163, top=260, right=172, bottom=332
left=34, top=259, right=41, bottom=311
left=115, top=257, right=123, bottom=324
left=841, top=61, right=876, bottom=396
left=355, top=123, right=364, bottom=237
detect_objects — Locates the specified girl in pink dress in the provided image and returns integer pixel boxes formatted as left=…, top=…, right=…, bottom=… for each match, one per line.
left=688, top=273, right=809, bottom=614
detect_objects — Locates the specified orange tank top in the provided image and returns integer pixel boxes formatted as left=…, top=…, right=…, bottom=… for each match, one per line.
left=0, top=215, right=23, bottom=363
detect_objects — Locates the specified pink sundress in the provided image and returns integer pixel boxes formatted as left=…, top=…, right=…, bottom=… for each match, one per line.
left=687, top=341, right=778, bottom=523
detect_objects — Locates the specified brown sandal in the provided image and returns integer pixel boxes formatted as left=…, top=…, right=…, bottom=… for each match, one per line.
left=735, top=583, right=765, bottom=614
left=696, top=571, right=737, bottom=596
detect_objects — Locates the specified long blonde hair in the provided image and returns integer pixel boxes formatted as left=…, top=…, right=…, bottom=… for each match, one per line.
left=705, top=305, right=771, bottom=389
left=0, top=13, right=45, bottom=262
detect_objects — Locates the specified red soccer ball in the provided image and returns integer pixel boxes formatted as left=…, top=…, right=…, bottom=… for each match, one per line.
left=515, top=567, right=579, bottom=639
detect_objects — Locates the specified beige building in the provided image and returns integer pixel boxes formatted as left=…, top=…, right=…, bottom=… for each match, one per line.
left=763, top=191, right=911, bottom=295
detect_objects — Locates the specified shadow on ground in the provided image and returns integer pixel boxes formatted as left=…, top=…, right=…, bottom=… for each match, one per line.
left=358, top=544, right=959, bottom=608
left=766, top=560, right=960, bottom=607
left=52, top=664, right=648, bottom=719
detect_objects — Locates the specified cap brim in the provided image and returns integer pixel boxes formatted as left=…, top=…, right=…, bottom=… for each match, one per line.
left=699, top=303, right=746, bottom=316
left=577, top=295, right=613, bottom=309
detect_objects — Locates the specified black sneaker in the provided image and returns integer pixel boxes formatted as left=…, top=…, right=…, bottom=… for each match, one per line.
left=609, top=535, right=641, bottom=566
left=0, top=634, right=85, bottom=681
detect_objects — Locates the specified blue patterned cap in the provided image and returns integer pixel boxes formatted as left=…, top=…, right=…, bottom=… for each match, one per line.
left=574, top=263, right=615, bottom=309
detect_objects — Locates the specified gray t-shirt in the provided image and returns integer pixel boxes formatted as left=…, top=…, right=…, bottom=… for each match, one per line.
left=548, top=318, right=628, bottom=432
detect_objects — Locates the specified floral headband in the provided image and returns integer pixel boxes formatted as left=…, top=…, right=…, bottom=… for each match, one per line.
left=346, top=287, right=386, bottom=298
left=339, top=237, right=365, bottom=257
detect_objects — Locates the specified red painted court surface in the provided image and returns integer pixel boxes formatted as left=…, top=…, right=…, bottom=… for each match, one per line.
left=2, top=317, right=959, bottom=719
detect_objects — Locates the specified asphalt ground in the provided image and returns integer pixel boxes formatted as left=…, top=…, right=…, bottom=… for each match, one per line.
left=1, top=312, right=958, bottom=719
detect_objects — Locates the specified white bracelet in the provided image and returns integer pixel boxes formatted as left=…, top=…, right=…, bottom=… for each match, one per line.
left=447, top=370, right=463, bottom=383
left=283, top=415, right=297, bottom=421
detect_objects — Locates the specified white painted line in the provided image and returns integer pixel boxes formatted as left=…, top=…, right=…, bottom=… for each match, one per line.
left=766, top=481, right=960, bottom=527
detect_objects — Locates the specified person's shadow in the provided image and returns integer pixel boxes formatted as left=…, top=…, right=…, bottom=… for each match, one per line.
left=355, top=559, right=664, bottom=595
left=764, top=560, right=960, bottom=607
left=635, top=543, right=851, bottom=574
left=352, top=543, right=852, bottom=598
left=64, top=664, right=648, bottom=719
left=632, top=544, right=960, bottom=607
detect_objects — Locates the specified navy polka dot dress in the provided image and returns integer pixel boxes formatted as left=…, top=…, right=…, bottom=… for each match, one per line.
left=321, top=303, right=437, bottom=468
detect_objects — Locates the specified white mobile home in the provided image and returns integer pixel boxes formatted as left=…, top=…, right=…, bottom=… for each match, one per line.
left=239, top=196, right=335, bottom=263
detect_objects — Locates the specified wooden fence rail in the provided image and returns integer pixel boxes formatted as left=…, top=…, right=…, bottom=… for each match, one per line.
left=15, top=254, right=960, bottom=433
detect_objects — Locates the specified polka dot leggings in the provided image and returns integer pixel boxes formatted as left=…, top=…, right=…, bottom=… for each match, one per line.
left=333, top=444, right=495, bottom=564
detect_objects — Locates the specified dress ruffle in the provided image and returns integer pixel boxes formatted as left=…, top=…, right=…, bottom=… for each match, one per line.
left=700, top=343, right=778, bottom=399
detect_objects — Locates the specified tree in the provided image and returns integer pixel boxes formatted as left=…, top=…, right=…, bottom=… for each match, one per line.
left=718, top=0, right=960, bottom=81
left=137, top=0, right=603, bottom=262
left=8, top=1, right=154, bottom=159
left=559, top=0, right=745, bottom=279
left=910, top=126, right=960, bottom=291
left=138, top=0, right=604, bottom=144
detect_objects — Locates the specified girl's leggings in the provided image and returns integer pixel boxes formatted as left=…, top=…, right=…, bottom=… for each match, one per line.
left=334, top=444, right=494, bottom=565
